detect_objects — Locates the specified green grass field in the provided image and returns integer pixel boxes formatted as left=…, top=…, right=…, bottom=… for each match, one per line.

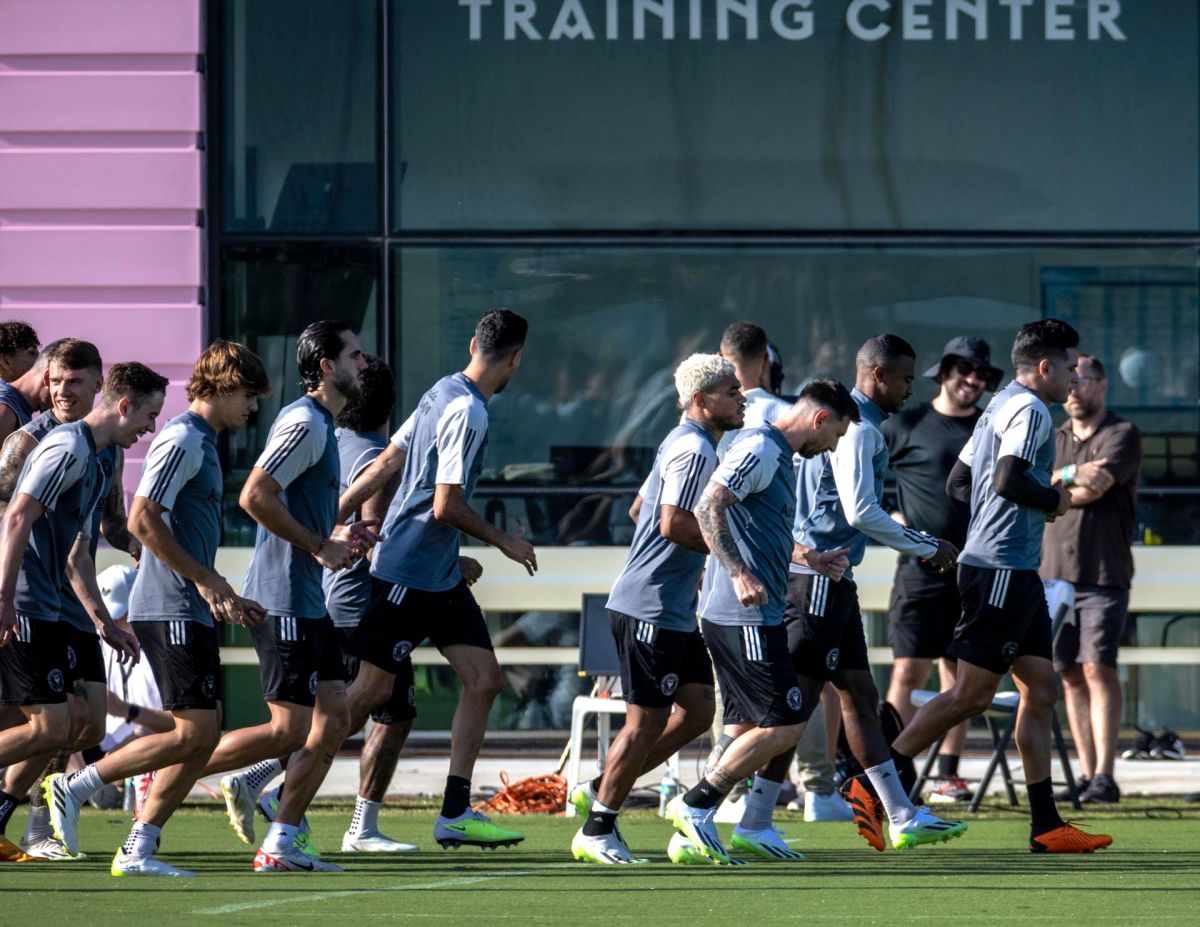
left=3, top=800, right=1197, bottom=925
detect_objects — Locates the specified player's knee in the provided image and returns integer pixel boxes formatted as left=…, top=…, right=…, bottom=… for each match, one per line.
left=1061, top=664, right=1085, bottom=687
left=955, top=687, right=995, bottom=718
left=1025, top=682, right=1057, bottom=714
left=463, top=664, right=504, bottom=700
left=74, top=717, right=106, bottom=752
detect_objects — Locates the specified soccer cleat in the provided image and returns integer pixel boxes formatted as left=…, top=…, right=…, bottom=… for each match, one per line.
left=667, top=831, right=711, bottom=866
left=0, top=835, right=40, bottom=863
left=434, top=810, right=524, bottom=849
left=111, top=852, right=196, bottom=877
left=133, top=771, right=156, bottom=820
left=220, top=774, right=256, bottom=845
left=571, top=828, right=648, bottom=864
left=341, top=830, right=420, bottom=853
left=1030, top=823, right=1113, bottom=854
left=253, top=845, right=344, bottom=872
left=803, top=790, right=855, bottom=822
left=18, top=835, right=80, bottom=861
left=927, top=777, right=973, bottom=803
left=258, top=790, right=319, bottom=857
left=890, top=807, right=968, bottom=850
left=731, top=824, right=805, bottom=860
left=43, top=773, right=83, bottom=856
left=568, top=780, right=597, bottom=818
left=841, top=778, right=886, bottom=852
left=665, top=795, right=731, bottom=865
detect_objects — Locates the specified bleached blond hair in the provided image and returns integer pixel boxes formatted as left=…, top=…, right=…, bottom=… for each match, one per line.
left=674, top=353, right=736, bottom=409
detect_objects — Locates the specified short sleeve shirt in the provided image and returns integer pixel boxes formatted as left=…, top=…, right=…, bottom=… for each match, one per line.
left=324, top=428, right=388, bottom=628
left=59, top=444, right=118, bottom=632
left=0, top=380, right=33, bottom=429
left=129, top=412, right=223, bottom=625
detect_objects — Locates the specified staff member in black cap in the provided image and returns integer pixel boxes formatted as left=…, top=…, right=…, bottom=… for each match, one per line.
left=882, top=336, right=1002, bottom=802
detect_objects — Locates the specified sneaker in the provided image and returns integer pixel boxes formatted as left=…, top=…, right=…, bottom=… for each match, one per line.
left=434, top=809, right=524, bottom=849
left=18, top=835, right=80, bottom=861
left=219, top=774, right=256, bottom=845
left=841, top=778, right=886, bottom=852
left=567, top=780, right=596, bottom=818
left=803, top=790, right=854, bottom=822
left=570, top=828, right=648, bottom=864
left=1054, top=776, right=1090, bottom=803
left=111, top=852, right=196, bottom=877
left=1121, top=728, right=1155, bottom=760
left=341, top=830, right=420, bottom=853
left=0, top=835, right=40, bottom=863
left=1079, top=774, right=1121, bottom=804
left=889, top=807, right=968, bottom=850
left=665, top=795, right=731, bottom=865
left=1151, top=731, right=1186, bottom=761
left=1030, top=823, right=1113, bottom=854
left=926, top=777, right=973, bottom=803
left=259, top=790, right=319, bottom=857
left=133, top=771, right=156, bottom=820
left=43, top=773, right=83, bottom=857
left=731, top=824, right=805, bottom=860
left=253, top=845, right=343, bottom=872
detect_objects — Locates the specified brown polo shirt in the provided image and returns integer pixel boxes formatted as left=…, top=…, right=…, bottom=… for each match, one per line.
left=1040, top=412, right=1141, bottom=589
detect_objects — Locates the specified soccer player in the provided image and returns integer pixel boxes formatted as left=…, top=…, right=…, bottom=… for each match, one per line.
left=665, top=379, right=859, bottom=865
left=790, top=335, right=965, bottom=853
left=42, top=341, right=271, bottom=874
left=0, top=344, right=50, bottom=444
left=0, top=321, right=40, bottom=383
left=569, top=353, right=744, bottom=865
left=0, top=364, right=156, bottom=853
left=201, top=321, right=376, bottom=873
left=0, top=340, right=141, bottom=861
left=883, top=336, right=1001, bottom=801
left=335, top=309, right=535, bottom=849
left=892, top=320, right=1113, bottom=854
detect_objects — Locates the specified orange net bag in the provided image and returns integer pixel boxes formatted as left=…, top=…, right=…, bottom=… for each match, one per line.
left=474, top=770, right=568, bottom=815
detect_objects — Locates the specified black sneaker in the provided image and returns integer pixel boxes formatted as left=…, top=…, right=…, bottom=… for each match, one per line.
left=1121, top=728, right=1155, bottom=760
left=1079, top=774, right=1121, bottom=804
left=1151, top=731, right=1186, bottom=761
left=1054, top=776, right=1090, bottom=803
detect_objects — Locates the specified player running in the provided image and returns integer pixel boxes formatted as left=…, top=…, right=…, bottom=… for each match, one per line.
left=892, top=320, right=1113, bottom=854
left=569, top=353, right=744, bottom=865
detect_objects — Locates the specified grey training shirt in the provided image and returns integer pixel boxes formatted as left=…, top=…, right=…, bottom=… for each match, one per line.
left=0, top=380, right=33, bottom=429
left=324, top=427, right=389, bottom=628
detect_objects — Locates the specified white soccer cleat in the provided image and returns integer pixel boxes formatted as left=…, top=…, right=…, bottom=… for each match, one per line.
left=43, top=773, right=84, bottom=857
left=889, top=806, right=968, bottom=850
left=220, top=774, right=256, bottom=846
left=341, top=830, right=420, bottom=853
left=111, top=852, right=197, bottom=877
left=253, top=845, right=344, bottom=873
left=19, top=835, right=83, bottom=861
left=803, top=790, right=855, bottom=823
left=730, top=824, right=806, bottom=860
left=570, top=828, right=648, bottom=865
left=666, top=795, right=731, bottom=865
left=666, top=831, right=711, bottom=865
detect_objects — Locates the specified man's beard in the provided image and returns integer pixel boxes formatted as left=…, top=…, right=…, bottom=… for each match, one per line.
left=333, top=369, right=361, bottom=399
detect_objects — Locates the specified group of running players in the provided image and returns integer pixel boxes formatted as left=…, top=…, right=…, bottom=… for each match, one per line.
left=0, top=308, right=1111, bottom=877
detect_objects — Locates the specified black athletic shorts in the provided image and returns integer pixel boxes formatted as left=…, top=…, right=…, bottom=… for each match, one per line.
left=347, top=578, right=492, bottom=676
left=783, top=573, right=870, bottom=680
left=609, top=610, right=713, bottom=708
left=949, top=565, right=1052, bottom=675
left=249, top=614, right=344, bottom=707
left=887, top=556, right=962, bottom=660
left=135, top=620, right=221, bottom=711
left=701, top=619, right=810, bottom=728
left=331, top=625, right=417, bottom=724
left=0, top=615, right=68, bottom=706
left=64, top=624, right=107, bottom=686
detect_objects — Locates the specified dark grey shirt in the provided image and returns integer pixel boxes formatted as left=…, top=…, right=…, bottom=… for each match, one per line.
left=0, top=380, right=33, bottom=429
left=324, top=428, right=388, bottom=629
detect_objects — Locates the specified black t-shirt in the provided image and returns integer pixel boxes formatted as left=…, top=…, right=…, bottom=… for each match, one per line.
left=883, top=403, right=981, bottom=548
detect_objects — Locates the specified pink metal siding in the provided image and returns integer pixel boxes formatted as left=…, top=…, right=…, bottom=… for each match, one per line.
left=0, top=0, right=205, bottom=494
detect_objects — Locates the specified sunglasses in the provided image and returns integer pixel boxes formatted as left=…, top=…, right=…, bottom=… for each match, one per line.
left=950, top=359, right=988, bottom=379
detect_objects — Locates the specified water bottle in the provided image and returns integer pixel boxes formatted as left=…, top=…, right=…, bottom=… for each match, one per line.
left=122, top=778, right=136, bottom=813
left=657, top=772, right=680, bottom=816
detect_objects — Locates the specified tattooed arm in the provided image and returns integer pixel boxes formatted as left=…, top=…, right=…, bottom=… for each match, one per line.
left=100, top=448, right=140, bottom=558
left=694, top=483, right=767, bottom=606
left=0, top=431, right=36, bottom=518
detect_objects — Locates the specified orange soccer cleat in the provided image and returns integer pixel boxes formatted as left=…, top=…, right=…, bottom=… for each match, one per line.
left=0, top=835, right=40, bottom=863
left=842, top=778, right=886, bottom=852
left=1030, top=823, right=1113, bottom=854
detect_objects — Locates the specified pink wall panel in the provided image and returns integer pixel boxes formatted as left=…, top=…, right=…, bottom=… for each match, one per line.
left=0, top=229, right=201, bottom=287
left=30, top=305, right=204, bottom=367
left=0, top=1, right=201, bottom=55
left=0, top=151, right=200, bottom=209
left=0, top=74, right=201, bottom=132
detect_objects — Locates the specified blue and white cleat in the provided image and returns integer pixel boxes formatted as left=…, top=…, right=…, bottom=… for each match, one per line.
left=890, top=806, right=967, bottom=850
left=666, top=795, right=731, bottom=865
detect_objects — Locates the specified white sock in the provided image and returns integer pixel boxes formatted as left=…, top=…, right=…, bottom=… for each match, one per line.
left=739, top=775, right=783, bottom=831
left=65, top=764, right=105, bottom=803
left=262, top=822, right=299, bottom=854
left=865, top=761, right=915, bottom=826
left=120, top=822, right=161, bottom=859
left=592, top=800, right=619, bottom=816
left=349, top=795, right=382, bottom=835
left=243, top=758, right=284, bottom=798
left=24, top=804, right=52, bottom=842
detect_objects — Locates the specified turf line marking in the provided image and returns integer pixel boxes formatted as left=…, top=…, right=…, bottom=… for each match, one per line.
left=192, top=864, right=580, bottom=915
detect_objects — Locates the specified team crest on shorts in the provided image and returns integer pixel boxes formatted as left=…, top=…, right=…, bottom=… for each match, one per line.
left=67, top=646, right=77, bottom=670
left=309, top=671, right=319, bottom=695
left=202, top=675, right=217, bottom=698
left=825, top=648, right=840, bottom=671
left=660, top=673, right=679, bottom=696
left=392, top=640, right=413, bottom=662
left=786, top=687, right=803, bottom=711
left=1002, top=641, right=1018, bottom=661
left=408, top=685, right=416, bottom=706
left=47, top=668, right=65, bottom=693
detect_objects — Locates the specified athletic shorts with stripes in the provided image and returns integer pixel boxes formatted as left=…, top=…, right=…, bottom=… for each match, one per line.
left=135, top=620, right=221, bottom=711
left=609, top=610, right=713, bottom=708
left=249, top=614, right=345, bottom=707
left=783, top=573, right=870, bottom=680
left=0, top=614, right=67, bottom=706
left=64, top=624, right=106, bottom=686
left=700, top=619, right=811, bottom=728
left=347, top=578, right=493, bottom=676
left=949, top=564, right=1052, bottom=675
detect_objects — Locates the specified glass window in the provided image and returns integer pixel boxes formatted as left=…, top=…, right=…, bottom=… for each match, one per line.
left=393, top=1, right=1198, bottom=232
left=222, top=0, right=378, bottom=233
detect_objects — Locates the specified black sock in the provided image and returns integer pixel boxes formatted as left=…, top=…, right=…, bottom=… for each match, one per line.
left=937, top=754, right=960, bottom=779
left=682, top=777, right=726, bottom=810
left=80, top=745, right=105, bottom=765
left=441, top=775, right=472, bottom=819
left=0, top=789, right=19, bottom=833
left=1027, top=778, right=1064, bottom=837
left=581, top=810, right=617, bottom=837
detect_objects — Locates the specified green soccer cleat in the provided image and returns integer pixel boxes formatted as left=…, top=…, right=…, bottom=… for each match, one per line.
left=730, top=824, right=805, bottom=861
left=567, top=780, right=597, bottom=818
left=258, top=790, right=320, bottom=857
left=890, top=807, right=968, bottom=850
left=434, top=810, right=524, bottom=849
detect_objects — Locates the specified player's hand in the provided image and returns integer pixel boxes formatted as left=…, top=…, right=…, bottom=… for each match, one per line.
left=459, top=556, right=484, bottom=586
left=333, top=519, right=382, bottom=558
left=1074, top=459, right=1114, bottom=494
left=230, top=595, right=268, bottom=627
left=128, top=538, right=143, bottom=563
left=500, top=527, right=537, bottom=576
left=0, top=599, right=16, bottom=648
left=803, top=547, right=850, bottom=582
left=1047, top=484, right=1072, bottom=522
left=928, top=539, right=959, bottom=572
left=197, top=572, right=242, bottom=623
left=732, top=571, right=768, bottom=607
left=102, top=620, right=140, bottom=665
